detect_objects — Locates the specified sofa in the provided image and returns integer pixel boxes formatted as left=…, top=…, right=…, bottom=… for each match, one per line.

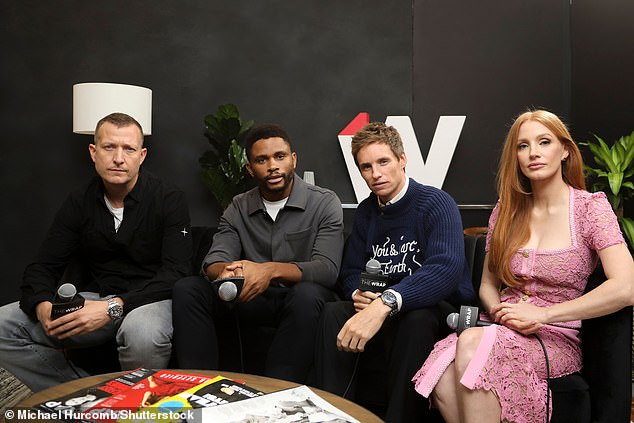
left=69, top=227, right=632, bottom=422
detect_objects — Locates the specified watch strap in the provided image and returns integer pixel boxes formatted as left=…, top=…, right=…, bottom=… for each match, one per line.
left=107, top=297, right=123, bottom=321
left=381, top=291, right=398, bottom=316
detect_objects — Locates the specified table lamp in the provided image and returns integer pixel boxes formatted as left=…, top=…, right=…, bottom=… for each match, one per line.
left=72, top=82, right=152, bottom=135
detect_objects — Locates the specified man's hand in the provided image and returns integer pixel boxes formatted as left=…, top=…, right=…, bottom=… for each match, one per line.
left=227, top=260, right=273, bottom=302
left=352, top=290, right=380, bottom=312
left=216, top=262, right=244, bottom=280
left=336, top=299, right=391, bottom=353
left=490, top=301, right=546, bottom=335
left=35, top=301, right=54, bottom=336
left=213, top=260, right=301, bottom=303
left=38, top=300, right=113, bottom=340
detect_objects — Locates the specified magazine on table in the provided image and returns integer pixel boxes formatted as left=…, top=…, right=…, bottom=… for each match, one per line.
left=30, top=370, right=264, bottom=423
left=32, top=369, right=211, bottom=422
left=118, top=375, right=263, bottom=423
left=33, top=368, right=157, bottom=422
left=85, top=370, right=214, bottom=422
left=195, top=385, right=360, bottom=423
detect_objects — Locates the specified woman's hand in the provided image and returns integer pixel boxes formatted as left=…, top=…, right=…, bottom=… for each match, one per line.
left=490, top=301, right=546, bottom=335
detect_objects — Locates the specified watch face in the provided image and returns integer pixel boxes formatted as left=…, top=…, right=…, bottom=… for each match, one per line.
left=108, top=300, right=123, bottom=320
left=381, top=291, right=398, bottom=316
left=382, top=291, right=397, bottom=307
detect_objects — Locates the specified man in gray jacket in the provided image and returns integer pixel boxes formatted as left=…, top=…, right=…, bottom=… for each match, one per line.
left=173, top=123, right=344, bottom=384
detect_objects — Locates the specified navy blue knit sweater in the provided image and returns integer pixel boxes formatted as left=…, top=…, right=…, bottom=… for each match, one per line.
left=340, top=179, right=474, bottom=312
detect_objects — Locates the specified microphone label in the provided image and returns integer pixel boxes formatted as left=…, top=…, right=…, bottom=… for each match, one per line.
left=359, top=272, right=390, bottom=292
left=50, top=295, right=85, bottom=320
left=457, top=305, right=479, bottom=334
left=464, top=306, right=473, bottom=327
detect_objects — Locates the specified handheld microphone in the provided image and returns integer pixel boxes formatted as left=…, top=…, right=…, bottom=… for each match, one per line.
left=446, top=305, right=494, bottom=334
left=50, top=283, right=85, bottom=320
left=56, top=283, right=77, bottom=302
left=358, top=259, right=390, bottom=292
left=211, top=277, right=244, bottom=302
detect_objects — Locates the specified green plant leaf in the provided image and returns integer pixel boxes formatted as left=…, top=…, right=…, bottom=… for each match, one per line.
left=607, top=172, right=624, bottom=195
left=582, top=130, right=634, bottom=219
left=198, top=104, right=255, bottom=209
left=217, top=104, right=240, bottom=120
left=621, top=133, right=634, bottom=171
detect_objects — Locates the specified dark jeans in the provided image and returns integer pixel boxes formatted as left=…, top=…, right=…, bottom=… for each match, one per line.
left=172, top=276, right=336, bottom=384
left=315, top=301, right=444, bottom=423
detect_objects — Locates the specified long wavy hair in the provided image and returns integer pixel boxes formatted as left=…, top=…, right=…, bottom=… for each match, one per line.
left=488, top=110, right=586, bottom=287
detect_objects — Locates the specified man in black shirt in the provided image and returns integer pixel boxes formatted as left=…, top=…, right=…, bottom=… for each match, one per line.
left=0, top=113, right=192, bottom=391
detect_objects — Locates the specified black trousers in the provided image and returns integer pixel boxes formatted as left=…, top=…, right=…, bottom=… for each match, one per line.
left=315, top=301, right=445, bottom=423
left=172, top=276, right=336, bottom=384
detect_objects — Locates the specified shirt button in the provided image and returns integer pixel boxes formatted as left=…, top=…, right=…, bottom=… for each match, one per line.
left=522, top=250, right=529, bottom=258
left=521, top=294, right=529, bottom=301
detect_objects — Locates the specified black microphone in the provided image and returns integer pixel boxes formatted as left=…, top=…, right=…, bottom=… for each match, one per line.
left=211, top=277, right=244, bottom=302
left=446, top=305, right=494, bottom=334
left=358, top=259, right=390, bottom=292
left=50, top=283, right=85, bottom=320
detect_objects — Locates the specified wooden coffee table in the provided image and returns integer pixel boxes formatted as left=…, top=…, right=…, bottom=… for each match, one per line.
left=16, top=370, right=383, bottom=422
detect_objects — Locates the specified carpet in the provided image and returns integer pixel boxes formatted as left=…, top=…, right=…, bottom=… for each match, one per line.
left=0, top=368, right=32, bottom=415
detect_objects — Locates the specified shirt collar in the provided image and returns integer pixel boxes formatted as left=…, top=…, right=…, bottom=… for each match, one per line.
left=378, top=176, right=409, bottom=207
left=95, top=170, right=144, bottom=206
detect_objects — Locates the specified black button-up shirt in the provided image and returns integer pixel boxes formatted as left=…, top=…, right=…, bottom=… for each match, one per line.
left=20, top=171, right=192, bottom=318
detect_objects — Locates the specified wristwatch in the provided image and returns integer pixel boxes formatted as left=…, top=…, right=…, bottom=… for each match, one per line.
left=380, top=290, right=398, bottom=316
left=106, top=297, right=124, bottom=321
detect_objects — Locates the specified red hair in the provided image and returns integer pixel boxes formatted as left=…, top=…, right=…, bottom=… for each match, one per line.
left=488, top=110, right=586, bottom=287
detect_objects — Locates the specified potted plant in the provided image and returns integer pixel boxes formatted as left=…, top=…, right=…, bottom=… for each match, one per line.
left=581, top=130, right=634, bottom=250
left=199, top=104, right=254, bottom=209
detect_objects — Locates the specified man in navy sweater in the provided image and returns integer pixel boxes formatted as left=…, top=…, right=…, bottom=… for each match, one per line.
left=315, top=122, right=474, bottom=422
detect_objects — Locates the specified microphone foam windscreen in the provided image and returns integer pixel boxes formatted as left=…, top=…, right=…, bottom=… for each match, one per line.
left=365, top=259, right=382, bottom=274
left=57, top=283, right=77, bottom=302
left=446, top=313, right=459, bottom=330
left=218, top=281, right=238, bottom=301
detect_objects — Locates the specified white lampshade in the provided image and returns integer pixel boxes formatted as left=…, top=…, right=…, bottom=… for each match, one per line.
left=73, top=82, right=152, bottom=135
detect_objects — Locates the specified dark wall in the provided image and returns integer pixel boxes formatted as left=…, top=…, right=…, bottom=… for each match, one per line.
left=570, top=0, right=634, bottom=144
left=570, top=0, right=634, bottom=219
left=0, top=0, right=412, bottom=305
left=413, top=0, right=571, bottom=206
left=1, top=0, right=633, bottom=306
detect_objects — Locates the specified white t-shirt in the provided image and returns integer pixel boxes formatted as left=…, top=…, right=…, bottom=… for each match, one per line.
left=262, top=197, right=288, bottom=221
left=104, top=195, right=124, bottom=232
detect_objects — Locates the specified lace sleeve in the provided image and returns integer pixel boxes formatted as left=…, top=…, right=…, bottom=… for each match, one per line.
left=581, top=191, right=624, bottom=251
left=485, top=200, right=501, bottom=252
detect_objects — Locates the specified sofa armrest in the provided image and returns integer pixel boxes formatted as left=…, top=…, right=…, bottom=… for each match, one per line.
left=582, top=267, right=632, bottom=423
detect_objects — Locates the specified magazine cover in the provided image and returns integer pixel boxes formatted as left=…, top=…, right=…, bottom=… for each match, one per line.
left=33, top=368, right=157, bottom=422
left=119, top=376, right=263, bottom=423
left=197, top=385, right=360, bottom=423
left=85, top=370, right=214, bottom=422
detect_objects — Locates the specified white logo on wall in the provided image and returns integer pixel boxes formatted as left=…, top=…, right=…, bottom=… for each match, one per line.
left=338, top=113, right=466, bottom=203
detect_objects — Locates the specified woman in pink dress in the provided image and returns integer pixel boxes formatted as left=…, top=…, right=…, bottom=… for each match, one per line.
left=412, top=110, right=634, bottom=423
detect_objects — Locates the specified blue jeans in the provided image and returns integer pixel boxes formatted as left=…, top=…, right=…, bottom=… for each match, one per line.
left=0, top=293, right=172, bottom=392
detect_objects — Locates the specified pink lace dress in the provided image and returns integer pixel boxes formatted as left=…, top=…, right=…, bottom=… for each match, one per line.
left=412, top=187, right=624, bottom=423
